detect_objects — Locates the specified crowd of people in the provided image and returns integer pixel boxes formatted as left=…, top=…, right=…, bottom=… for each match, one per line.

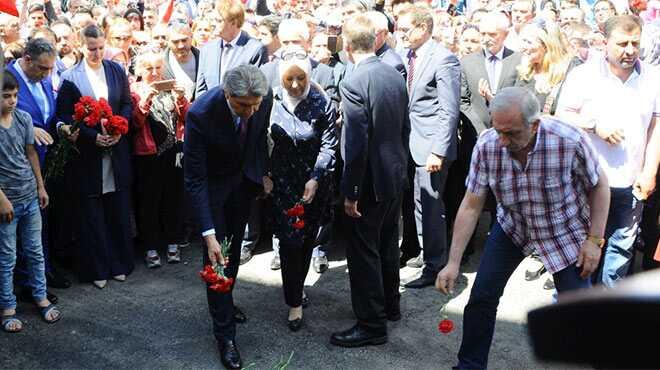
left=0, top=0, right=658, bottom=368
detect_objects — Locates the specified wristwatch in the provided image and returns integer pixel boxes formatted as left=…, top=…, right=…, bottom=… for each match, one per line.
left=586, top=235, right=605, bottom=249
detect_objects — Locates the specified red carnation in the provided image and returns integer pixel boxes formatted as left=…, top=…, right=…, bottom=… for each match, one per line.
left=83, top=110, right=101, bottom=127
left=98, top=98, right=114, bottom=119
left=438, top=319, right=454, bottom=334
left=104, top=115, right=129, bottom=136
left=286, top=204, right=305, bottom=217
left=292, top=219, right=305, bottom=229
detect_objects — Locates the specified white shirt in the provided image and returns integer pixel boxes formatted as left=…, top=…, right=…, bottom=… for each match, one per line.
left=219, top=32, right=242, bottom=85
left=84, top=62, right=109, bottom=100
left=557, top=58, right=660, bottom=188
left=14, top=60, right=50, bottom=123
left=483, top=48, right=505, bottom=94
left=83, top=61, right=116, bottom=194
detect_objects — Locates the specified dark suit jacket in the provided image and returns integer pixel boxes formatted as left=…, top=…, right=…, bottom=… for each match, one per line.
left=7, top=60, right=57, bottom=164
left=460, top=47, right=520, bottom=133
left=260, top=57, right=340, bottom=106
left=402, top=40, right=461, bottom=165
left=376, top=43, right=406, bottom=81
left=183, top=87, right=272, bottom=233
left=195, top=31, right=267, bottom=97
left=163, top=46, right=200, bottom=101
left=56, top=60, right=133, bottom=196
left=340, top=56, right=410, bottom=202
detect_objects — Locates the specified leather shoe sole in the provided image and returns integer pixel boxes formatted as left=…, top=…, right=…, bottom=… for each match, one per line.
left=330, top=334, right=388, bottom=348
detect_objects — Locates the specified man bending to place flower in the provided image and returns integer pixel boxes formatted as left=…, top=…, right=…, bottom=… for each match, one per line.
left=436, top=87, right=611, bottom=370
left=184, top=65, right=272, bottom=370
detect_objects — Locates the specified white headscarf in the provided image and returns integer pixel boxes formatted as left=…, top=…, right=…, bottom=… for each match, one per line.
left=278, top=49, right=312, bottom=112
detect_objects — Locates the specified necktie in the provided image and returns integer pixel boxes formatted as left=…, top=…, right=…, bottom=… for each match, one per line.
left=487, top=54, right=499, bottom=94
left=31, top=82, right=47, bottom=122
left=237, top=117, right=248, bottom=146
left=407, top=49, right=416, bottom=91
left=220, top=42, right=233, bottom=84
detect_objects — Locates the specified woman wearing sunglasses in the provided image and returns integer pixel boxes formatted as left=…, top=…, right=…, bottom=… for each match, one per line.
left=265, top=46, right=338, bottom=332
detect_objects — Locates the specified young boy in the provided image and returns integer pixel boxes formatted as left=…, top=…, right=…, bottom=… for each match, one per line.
left=0, top=73, right=61, bottom=333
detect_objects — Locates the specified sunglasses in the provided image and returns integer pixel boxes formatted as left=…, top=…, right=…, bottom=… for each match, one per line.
left=282, top=50, right=308, bottom=61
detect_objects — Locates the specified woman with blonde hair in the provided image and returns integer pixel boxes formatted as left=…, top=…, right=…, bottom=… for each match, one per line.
left=130, top=51, right=190, bottom=269
left=515, top=19, right=572, bottom=115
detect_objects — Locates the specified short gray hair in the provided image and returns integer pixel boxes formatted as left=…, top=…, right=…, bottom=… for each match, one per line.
left=23, top=38, right=56, bottom=60
left=224, top=65, right=269, bottom=97
left=490, top=87, right=540, bottom=126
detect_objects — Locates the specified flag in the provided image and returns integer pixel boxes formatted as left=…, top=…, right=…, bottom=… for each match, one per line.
left=160, top=0, right=175, bottom=24
left=0, top=0, right=18, bottom=17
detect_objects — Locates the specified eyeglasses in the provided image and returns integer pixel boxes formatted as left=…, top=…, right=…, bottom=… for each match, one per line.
left=282, top=50, right=308, bottom=61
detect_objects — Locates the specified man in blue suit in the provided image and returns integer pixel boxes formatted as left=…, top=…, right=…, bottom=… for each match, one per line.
left=398, top=5, right=461, bottom=288
left=7, top=37, right=72, bottom=298
left=195, top=0, right=267, bottom=97
left=184, top=65, right=272, bottom=370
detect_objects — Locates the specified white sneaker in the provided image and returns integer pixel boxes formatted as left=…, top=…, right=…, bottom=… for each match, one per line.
left=167, top=246, right=181, bottom=264
left=145, top=251, right=162, bottom=268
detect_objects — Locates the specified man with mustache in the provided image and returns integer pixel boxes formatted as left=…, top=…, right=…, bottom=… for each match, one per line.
left=437, top=87, right=610, bottom=369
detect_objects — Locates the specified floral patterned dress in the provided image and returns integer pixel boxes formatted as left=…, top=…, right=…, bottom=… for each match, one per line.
left=269, top=85, right=338, bottom=246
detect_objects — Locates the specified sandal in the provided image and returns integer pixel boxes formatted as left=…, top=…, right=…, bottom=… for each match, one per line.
left=2, top=314, right=22, bottom=333
left=39, top=304, right=62, bottom=324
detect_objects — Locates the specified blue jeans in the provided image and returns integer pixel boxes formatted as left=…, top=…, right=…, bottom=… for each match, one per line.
left=0, top=198, right=47, bottom=310
left=456, top=222, right=592, bottom=369
left=597, top=187, right=642, bottom=287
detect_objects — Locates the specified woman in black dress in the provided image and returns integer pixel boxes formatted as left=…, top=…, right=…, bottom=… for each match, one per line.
left=265, top=46, right=338, bottom=331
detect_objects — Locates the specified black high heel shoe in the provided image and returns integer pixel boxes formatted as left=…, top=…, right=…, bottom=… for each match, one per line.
left=288, top=317, right=303, bottom=332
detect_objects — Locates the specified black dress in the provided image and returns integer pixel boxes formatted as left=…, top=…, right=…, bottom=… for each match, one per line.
left=269, top=85, right=338, bottom=246
left=268, top=84, right=338, bottom=308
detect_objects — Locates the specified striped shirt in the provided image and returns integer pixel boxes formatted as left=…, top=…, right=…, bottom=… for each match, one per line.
left=466, top=117, right=601, bottom=273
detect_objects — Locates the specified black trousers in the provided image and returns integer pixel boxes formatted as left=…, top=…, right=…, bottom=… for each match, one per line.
left=78, top=190, right=134, bottom=282
left=641, top=174, right=660, bottom=271
left=203, top=178, right=258, bottom=342
left=400, top=163, right=420, bottom=258
left=342, top=193, right=402, bottom=334
left=279, top=238, right=314, bottom=307
left=134, top=151, right=185, bottom=251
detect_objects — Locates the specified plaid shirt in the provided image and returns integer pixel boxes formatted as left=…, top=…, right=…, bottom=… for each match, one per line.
left=466, top=117, right=601, bottom=273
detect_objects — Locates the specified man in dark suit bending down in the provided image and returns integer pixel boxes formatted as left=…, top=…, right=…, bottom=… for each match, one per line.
left=184, top=65, right=272, bottom=370
left=330, top=15, right=410, bottom=348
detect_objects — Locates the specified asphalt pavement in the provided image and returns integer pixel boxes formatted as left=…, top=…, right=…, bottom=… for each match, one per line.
left=1, top=221, right=582, bottom=370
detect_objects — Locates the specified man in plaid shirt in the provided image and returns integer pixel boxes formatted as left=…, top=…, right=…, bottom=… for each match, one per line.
left=435, top=87, right=611, bottom=370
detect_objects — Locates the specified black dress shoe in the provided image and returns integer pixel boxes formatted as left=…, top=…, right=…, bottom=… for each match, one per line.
left=19, top=289, right=58, bottom=304
left=233, top=306, right=247, bottom=323
left=288, top=318, right=303, bottom=332
left=218, top=340, right=242, bottom=369
left=330, top=324, right=387, bottom=347
left=386, top=311, right=401, bottom=321
left=403, top=274, right=436, bottom=289
left=46, top=270, right=72, bottom=289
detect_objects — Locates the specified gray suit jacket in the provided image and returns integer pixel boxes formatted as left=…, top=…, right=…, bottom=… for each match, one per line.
left=195, top=31, right=267, bottom=97
left=460, top=48, right=520, bottom=134
left=403, top=40, right=461, bottom=165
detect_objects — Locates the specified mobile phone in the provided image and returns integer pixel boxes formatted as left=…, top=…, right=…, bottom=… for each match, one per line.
left=327, top=35, right=342, bottom=54
left=152, top=79, right=176, bottom=91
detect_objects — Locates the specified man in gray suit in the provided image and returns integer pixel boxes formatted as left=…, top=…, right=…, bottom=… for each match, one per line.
left=398, top=5, right=461, bottom=288
left=195, top=0, right=267, bottom=97
left=461, top=12, right=521, bottom=135
left=446, top=12, right=521, bottom=264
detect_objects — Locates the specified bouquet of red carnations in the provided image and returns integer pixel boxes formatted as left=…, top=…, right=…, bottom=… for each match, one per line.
left=199, top=237, right=234, bottom=293
left=45, top=96, right=128, bottom=180
left=285, top=200, right=305, bottom=230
